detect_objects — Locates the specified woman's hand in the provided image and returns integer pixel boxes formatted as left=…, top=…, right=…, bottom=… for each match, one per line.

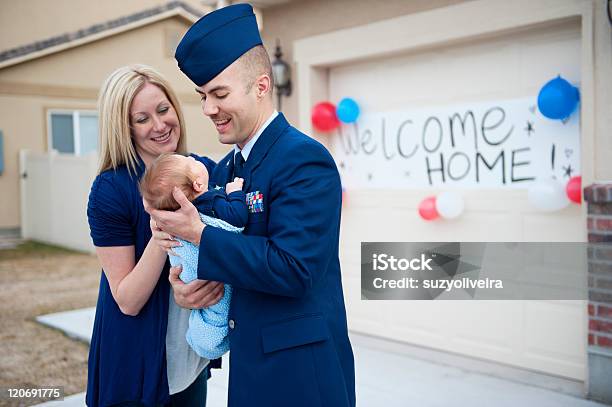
left=147, top=188, right=205, bottom=245
left=149, top=217, right=180, bottom=254
left=169, top=265, right=224, bottom=308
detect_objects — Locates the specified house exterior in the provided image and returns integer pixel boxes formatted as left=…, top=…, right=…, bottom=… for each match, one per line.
left=0, top=1, right=226, bottom=233
left=1, top=0, right=611, bottom=402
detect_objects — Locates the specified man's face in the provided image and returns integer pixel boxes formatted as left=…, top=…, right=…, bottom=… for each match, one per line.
left=196, top=60, right=260, bottom=147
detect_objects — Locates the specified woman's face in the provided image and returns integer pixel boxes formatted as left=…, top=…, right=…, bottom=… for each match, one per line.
left=130, top=82, right=181, bottom=167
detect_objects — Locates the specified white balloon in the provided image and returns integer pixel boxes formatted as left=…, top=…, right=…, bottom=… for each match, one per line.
left=436, top=191, right=465, bottom=219
left=527, top=179, right=570, bottom=211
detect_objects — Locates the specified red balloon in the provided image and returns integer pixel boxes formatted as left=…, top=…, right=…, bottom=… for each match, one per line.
left=311, top=102, right=340, bottom=132
left=566, top=175, right=582, bottom=204
left=419, top=196, right=439, bottom=221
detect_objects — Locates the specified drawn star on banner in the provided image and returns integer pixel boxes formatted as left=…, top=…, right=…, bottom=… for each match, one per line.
left=524, top=120, right=535, bottom=137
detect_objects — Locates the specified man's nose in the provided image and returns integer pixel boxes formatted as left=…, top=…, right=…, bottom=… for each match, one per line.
left=202, top=100, right=219, bottom=116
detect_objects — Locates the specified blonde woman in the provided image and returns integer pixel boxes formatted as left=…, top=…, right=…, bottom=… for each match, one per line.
left=86, top=65, right=222, bottom=407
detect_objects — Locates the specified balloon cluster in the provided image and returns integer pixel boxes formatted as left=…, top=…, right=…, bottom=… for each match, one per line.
left=527, top=76, right=580, bottom=211
left=418, top=192, right=465, bottom=221
left=538, top=75, right=579, bottom=120
left=311, top=98, right=361, bottom=132
left=527, top=176, right=581, bottom=211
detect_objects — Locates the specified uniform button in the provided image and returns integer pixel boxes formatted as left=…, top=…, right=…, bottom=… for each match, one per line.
left=229, top=319, right=235, bottom=329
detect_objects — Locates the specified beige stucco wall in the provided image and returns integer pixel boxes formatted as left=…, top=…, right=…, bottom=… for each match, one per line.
left=0, top=95, right=93, bottom=229
left=0, top=16, right=227, bottom=229
left=0, top=0, right=208, bottom=51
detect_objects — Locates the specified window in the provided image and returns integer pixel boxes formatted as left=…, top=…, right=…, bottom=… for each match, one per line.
left=48, top=110, right=98, bottom=155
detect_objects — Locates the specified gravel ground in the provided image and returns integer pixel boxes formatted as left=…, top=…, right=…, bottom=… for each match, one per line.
left=0, top=242, right=100, bottom=406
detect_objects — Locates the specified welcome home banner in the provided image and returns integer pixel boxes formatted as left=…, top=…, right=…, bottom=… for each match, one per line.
left=333, top=97, right=580, bottom=189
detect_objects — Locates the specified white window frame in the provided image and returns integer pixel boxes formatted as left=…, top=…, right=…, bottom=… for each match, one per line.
left=47, top=109, right=98, bottom=156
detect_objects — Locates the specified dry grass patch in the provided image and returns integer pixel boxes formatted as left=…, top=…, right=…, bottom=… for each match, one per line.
left=0, top=241, right=100, bottom=406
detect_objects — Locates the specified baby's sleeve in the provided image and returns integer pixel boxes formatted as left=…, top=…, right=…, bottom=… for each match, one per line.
left=87, top=175, right=134, bottom=247
left=212, top=190, right=248, bottom=228
left=194, top=189, right=225, bottom=217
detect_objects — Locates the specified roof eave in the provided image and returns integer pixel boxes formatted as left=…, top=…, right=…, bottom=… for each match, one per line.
left=0, top=8, right=199, bottom=70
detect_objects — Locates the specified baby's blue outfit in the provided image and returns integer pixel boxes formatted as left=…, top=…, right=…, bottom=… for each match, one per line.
left=169, top=213, right=243, bottom=359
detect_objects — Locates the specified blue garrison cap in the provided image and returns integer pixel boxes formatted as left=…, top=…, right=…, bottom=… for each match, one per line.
left=175, top=3, right=262, bottom=86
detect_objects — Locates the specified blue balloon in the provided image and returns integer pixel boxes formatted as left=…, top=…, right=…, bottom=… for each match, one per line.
left=537, top=75, right=580, bottom=120
left=336, top=98, right=360, bottom=123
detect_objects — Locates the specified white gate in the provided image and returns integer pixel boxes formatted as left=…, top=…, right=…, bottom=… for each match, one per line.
left=19, top=150, right=98, bottom=253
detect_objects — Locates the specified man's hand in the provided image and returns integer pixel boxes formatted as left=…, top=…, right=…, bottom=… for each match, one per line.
left=147, top=187, right=205, bottom=245
left=169, top=265, right=224, bottom=309
left=226, top=177, right=244, bottom=194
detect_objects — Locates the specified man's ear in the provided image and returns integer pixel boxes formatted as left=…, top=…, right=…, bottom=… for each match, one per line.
left=255, top=74, right=271, bottom=99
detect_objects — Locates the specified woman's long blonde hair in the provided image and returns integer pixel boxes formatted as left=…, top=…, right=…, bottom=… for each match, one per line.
left=97, top=65, right=188, bottom=175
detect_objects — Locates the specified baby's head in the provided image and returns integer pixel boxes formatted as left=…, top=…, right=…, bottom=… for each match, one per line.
left=140, top=153, right=209, bottom=210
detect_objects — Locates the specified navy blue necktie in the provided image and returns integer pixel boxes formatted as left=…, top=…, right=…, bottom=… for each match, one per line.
left=234, top=152, right=245, bottom=178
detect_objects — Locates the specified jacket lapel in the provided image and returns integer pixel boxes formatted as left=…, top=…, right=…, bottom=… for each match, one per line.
left=212, top=150, right=235, bottom=188
left=241, top=113, right=290, bottom=191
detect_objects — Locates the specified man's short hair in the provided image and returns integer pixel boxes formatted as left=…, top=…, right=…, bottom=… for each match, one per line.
left=238, top=45, right=274, bottom=95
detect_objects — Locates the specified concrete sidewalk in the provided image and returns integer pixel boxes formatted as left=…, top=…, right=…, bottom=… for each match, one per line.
left=34, top=308, right=610, bottom=407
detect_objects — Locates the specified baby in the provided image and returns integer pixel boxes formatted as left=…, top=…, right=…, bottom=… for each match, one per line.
left=140, top=153, right=248, bottom=359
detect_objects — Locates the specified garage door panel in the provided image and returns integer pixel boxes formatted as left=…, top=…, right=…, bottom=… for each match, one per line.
left=451, top=302, right=520, bottom=348
left=384, top=302, right=456, bottom=346
left=522, top=209, right=583, bottom=241
left=523, top=301, right=585, bottom=362
left=519, top=27, right=582, bottom=86
left=341, top=207, right=524, bottom=242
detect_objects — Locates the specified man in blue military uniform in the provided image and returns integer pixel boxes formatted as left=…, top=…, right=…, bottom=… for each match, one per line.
left=148, top=4, right=355, bottom=406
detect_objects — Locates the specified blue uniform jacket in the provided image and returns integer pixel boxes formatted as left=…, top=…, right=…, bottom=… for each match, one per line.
left=196, top=113, right=356, bottom=407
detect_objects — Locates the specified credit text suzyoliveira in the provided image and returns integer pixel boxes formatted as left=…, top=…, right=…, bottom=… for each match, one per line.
left=370, top=253, right=503, bottom=292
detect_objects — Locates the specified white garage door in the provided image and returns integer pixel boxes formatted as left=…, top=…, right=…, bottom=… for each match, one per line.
left=330, top=20, right=586, bottom=380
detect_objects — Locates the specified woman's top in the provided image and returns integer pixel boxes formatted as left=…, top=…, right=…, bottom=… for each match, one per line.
left=86, top=154, right=215, bottom=407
